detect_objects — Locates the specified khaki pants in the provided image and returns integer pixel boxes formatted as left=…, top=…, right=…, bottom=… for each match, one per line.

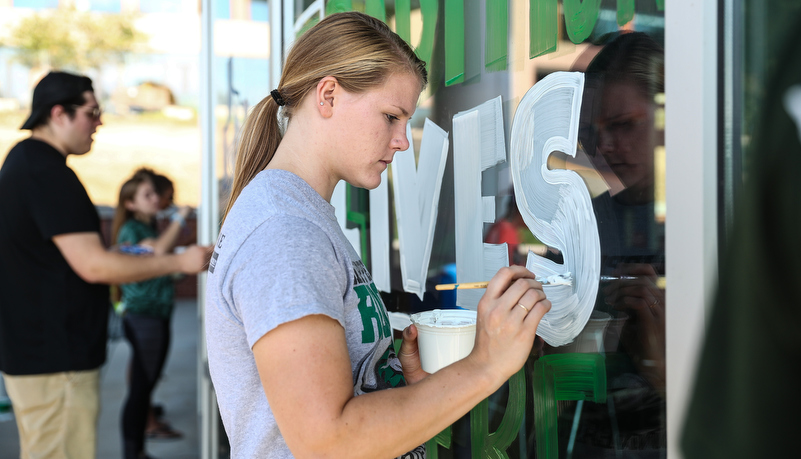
left=2, top=369, right=100, bottom=459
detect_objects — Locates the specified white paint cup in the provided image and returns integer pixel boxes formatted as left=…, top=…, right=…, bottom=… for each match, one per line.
left=410, top=309, right=477, bottom=373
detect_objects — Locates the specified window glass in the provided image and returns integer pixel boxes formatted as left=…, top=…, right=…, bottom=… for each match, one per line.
left=12, top=0, right=58, bottom=8
left=411, top=4, right=664, bottom=457
left=383, top=1, right=665, bottom=456
left=212, top=1, right=270, bottom=234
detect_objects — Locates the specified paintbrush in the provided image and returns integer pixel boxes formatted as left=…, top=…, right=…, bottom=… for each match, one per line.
left=435, top=275, right=660, bottom=290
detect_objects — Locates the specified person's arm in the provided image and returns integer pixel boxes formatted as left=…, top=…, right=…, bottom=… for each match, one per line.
left=253, top=265, right=550, bottom=459
left=140, top=206, right=192, bottom=255
left=53, top=232, right=210, bottom=284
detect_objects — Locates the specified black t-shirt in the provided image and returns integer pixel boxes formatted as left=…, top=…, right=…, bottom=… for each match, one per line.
left=0, top=138, right=109, bottom=375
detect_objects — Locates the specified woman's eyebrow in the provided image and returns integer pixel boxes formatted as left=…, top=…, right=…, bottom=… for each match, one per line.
left=391, top=105, right=410, bottom=117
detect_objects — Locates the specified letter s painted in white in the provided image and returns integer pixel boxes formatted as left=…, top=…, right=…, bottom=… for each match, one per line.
left=510, top=72, right=601, bottom=346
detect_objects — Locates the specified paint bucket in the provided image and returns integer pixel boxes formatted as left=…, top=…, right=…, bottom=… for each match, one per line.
left=410, top=309, right=477, bottom=373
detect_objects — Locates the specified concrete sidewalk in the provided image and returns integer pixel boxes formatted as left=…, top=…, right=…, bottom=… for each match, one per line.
left=0, top=299, right=202, bottom=459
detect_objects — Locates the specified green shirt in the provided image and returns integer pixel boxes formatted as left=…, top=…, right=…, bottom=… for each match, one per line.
left=117, top=219, right=174, bottom=318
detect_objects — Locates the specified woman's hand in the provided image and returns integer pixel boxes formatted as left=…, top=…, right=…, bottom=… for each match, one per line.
left=603, top=263, right=665, bottom=390
left=467, top=266, right=551, bottom=386
left=398, top=325, right=428, bottom=385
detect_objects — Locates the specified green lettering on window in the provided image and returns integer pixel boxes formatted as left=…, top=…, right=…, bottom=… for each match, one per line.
left=394, top=0, right=411, bottom=42
left=445, top=0, right=465, bottom=86
left=365, top=0, right=386, bottom=21
left=345, top=185, right=370, bottom=265
left=470, top=368, right=526, bottom=458
left=563, top=0, right=601, bottom=44
left=617, top=0, right=635, bottom=26
left=533, top=354, right=607, bottom=459
left=394, top=0, right=438, bottom=76
left=486, top=0, right=509, bottom=72
left=529, top=0, right=557, bottom=58
left=425, top=426, right=453, bottom=459
left=325, top=0, right=352, bottom=15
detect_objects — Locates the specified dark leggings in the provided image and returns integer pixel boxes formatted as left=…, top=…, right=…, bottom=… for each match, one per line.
left=121, top=314, right=171, bottom=459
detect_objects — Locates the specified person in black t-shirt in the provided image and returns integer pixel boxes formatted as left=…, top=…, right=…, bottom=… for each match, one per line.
left=0, top=71, right=210, bottom=459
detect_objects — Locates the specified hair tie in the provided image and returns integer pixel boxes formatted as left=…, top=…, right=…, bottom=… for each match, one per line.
left=270, top=89, right=286, bottom=107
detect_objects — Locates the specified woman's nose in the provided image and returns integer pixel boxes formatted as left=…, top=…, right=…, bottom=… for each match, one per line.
left=392, top=127, right=410, bottom=151
left=597, top=128, right=615, bottom=155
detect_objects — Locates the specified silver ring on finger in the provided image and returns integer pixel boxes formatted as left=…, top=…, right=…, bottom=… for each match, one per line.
left=518, top=303, right=530, bottom=313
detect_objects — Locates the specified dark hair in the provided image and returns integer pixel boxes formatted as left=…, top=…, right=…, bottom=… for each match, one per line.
left=586, top=32, right=664, bottom=100
left=222, top=12, right=428, bottom=221
left=579, top=32, right=664, bottom=155
left=22, top=71, right=94, bottom=130
left=130, top=167, right=173, bottom=196
left=111, top=173, right=154, bottom=243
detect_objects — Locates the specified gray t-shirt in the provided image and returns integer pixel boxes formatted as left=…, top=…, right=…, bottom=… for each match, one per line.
left=205, top=170, right=423, bottom=458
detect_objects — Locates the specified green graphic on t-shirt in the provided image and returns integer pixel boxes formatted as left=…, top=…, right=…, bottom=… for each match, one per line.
left=355, top=283, right=392, bottom=344
left=377, top=346, right=405, bottom=388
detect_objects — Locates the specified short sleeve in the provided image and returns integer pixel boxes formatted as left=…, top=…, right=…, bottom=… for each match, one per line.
left=226, top=215, right=348, bottom=349
left=27, top=162, right=98, bottom=240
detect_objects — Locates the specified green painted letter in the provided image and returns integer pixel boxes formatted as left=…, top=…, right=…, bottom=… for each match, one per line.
left=617, top=0, right=634, bottom=26
left=529, top=0, right=557, bottom=58
left=365, top=0, right=386, bottom=21
left=532, top=354, right=607, bottom=459
left=563, top=0, right=601, bottom=44
left=470, top=368, right=526, bottom=458
left=445, top=0, right=465, bottom=85
left=486, top=0, right=509, bottom=72
left=425, top=426, right=452, bottom=459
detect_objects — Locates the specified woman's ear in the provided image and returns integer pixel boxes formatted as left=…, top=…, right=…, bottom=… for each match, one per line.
left=316, top=76, right=338, bottom=116
left=124, top=200, right=137, bottom=212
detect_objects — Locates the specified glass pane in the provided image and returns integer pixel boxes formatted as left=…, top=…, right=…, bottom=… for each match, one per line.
left=212, top=2, right=270, bottom=236
left=382, top=0, right=665, bottom=456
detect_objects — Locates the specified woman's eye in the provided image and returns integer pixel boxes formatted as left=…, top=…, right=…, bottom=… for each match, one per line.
left=386, top=114, right=399, bottom=123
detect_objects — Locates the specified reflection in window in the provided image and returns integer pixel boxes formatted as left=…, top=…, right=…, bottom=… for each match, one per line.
left=89, top=0, right=121, bottom=13
left=139, top=0, right=183, bottom=14
left=12, top=0, right=58, bottom=8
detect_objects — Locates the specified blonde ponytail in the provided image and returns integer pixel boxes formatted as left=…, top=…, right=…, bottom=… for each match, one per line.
left=222, top=96, right=282, bottom=221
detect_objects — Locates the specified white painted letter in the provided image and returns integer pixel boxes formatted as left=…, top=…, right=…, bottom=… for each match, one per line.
left=392, top=119, right=450, bottom=300
left=510, top=72, right=601, bottom=346
left=452, top=96, right=508, bottom=309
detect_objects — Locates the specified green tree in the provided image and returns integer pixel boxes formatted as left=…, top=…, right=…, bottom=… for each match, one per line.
left=1, top=7, right=147, bottom=73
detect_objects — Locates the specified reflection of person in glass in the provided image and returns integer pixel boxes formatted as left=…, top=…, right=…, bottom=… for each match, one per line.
left=573, top=31, right=666, bottom=455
